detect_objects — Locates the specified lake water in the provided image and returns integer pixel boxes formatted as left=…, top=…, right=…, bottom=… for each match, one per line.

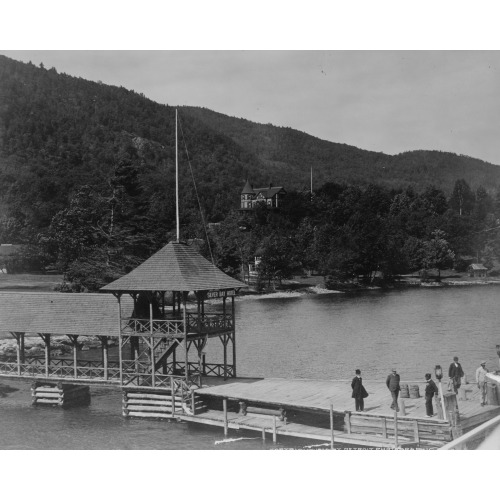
left=1, top=285, right=499, bottom=449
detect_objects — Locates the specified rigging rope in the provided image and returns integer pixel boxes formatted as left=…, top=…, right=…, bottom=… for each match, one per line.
left=177, top=113, right=222, bottom=289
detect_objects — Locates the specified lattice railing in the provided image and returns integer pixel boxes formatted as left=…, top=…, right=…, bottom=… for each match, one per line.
left=121, top=318, right=184, bottom=336
left=186, top=313, right=233, bottom=334
left=0, top=361, right=121, bottom=381
left=120, top=313, right=233, bottom=337
left=172, top=361, right=234, bottom=378
left=24, top=357, right=120, bottom=369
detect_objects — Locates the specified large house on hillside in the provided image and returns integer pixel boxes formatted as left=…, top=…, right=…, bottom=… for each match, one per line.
left=240, top=180, right=286, bottom=210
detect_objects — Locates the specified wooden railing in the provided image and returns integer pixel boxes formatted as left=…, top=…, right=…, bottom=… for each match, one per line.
left=24, top=357, right=120, bottom=369
left=186, top=313, right=233, bottom=334
left=344, top=410, right=452, bottom=447
left=168, top=361, right=234, bottom=378
left=440, top=414, right=500, bottom=450
left=121, top=318, right=184, bottom=336
left=121, top=313, right=233, bottom=337
left=0, top=360, right=120, bottom=381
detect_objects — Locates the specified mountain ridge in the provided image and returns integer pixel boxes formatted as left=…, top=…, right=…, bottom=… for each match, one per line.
left=0, top=54, right=499, bottom=242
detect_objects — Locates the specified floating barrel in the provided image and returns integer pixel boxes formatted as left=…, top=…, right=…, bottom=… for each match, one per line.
left=409, top=385, right=421, bottom=399
left=400, top=384, right=410, bottom=398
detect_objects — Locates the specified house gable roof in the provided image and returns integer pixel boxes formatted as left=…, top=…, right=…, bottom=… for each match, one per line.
left=469, top=263, right=488, bottom=271
left=101, top=241, right=246, bottom=293
left=253, top=186, right=286, bottom=198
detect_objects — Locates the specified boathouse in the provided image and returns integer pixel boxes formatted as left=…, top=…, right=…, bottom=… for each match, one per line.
left=468, top=263, right=488, bottom=278
left=0, top=244, right=24, bottom=273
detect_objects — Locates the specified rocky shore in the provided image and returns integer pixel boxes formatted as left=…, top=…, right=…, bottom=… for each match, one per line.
left=0, top=335, right=119, bottom=360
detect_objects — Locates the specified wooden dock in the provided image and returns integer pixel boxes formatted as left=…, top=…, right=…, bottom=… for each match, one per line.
left=179, top=409, right=418, bottom=448
left=174, top=377, right=500, bottom=448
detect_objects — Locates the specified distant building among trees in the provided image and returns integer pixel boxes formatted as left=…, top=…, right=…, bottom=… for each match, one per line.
left=468, top=263, right=488, bottom=278
left=240, top=180, right=286, bottom=210
left=0, top=244, right=24, bottom=273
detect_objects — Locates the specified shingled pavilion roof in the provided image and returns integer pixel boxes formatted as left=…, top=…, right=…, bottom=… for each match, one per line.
left=101, top=241, right=246, bottom=293
left=0, top=292, right=133, bottom=338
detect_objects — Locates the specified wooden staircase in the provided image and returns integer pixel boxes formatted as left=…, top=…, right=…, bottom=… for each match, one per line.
left=154, top=339, right=183, bottom=372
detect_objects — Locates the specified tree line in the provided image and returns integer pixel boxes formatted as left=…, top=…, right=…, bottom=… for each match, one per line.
left=206, top=179, right=500, bottom=290
left=3, top=161, right=499, bottom=291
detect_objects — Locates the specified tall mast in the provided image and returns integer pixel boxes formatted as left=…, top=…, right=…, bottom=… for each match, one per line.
left=175, top=108, right=180, bottom=242
left=310, top=167, right=313, bottom=197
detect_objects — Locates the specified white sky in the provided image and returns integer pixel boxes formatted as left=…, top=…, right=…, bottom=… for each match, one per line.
left=2, top=3, right=500, bottom=165
left=4, top=50, right=499, bottom=165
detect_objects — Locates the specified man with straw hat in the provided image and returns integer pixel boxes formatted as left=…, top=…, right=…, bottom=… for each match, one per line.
left=475, top=361, right=489, bottom=406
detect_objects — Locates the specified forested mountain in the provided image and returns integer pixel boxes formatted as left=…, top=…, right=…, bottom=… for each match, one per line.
left=1, top=54, right=499, bottom=289
left=182, top=107, right=500, bottom=193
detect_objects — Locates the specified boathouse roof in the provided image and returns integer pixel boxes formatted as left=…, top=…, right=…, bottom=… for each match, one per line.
left=101, top=241, right=246, bottom=293
left=0, top=244, right=24, bottom=256
left=0, top=292, right=133, bottom=337
left=469, top=263, right=487, bottom=271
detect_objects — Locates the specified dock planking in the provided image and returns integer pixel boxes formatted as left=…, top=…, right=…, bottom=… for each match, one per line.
left=196, top=378, right=500, bottom=436
left=196, top=378, right=440, bottom=417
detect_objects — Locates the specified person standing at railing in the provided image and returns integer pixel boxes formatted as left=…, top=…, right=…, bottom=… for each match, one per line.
left=424, top=373, right=438, bottom=417
left=476, top=361, right=489, bottom=406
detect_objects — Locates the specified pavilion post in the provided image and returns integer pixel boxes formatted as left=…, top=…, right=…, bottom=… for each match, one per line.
left=183, top=292, right=188, bottom=383
left=42, top=334, right=51, bottom=377
left=131, top=337, right=140, bottom=373
left=101, top=336, right=109, bottom=380
left=172, top=344, right=177, bottom=374
left=117, top=294, right=123, bottom=386
left=150, top=301, right=155, bottom=388
left=231, top=296, right=236, bottom=377
left=197, top=296, right=201, bottom=334
left=12, top=332, right=22, bottom=375
left=20, top=332, right=25, bottom=364
left=16, top=333, right=21, bottom=375
left=223, top=335, right=228, bottom=380
left=68, top=335, right=79, bottom=378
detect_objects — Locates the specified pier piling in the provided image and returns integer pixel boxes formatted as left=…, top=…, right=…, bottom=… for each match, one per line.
left=330, top=403, right=335, bottom=449
left=223, top=398, right=228, bottom=437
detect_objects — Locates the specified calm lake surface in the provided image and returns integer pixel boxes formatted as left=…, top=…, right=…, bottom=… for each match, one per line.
left=1, top=285, right=499, bottom=449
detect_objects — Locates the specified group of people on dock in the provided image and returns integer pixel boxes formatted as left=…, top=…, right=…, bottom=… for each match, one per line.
left=444, top=357, right=491, bottom=408
left=351, top=356, right=494, bottom=417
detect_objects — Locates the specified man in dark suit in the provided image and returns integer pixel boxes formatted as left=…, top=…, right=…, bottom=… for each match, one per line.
left=448, top=356, right=464, bottom=394
left=386, top=368, right=400, bottom=412
left=351, top=369, right=367, bottom=411
left=424, top=373, right=439, bottom=417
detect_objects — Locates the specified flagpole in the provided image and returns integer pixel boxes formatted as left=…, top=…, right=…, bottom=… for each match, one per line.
left=176, top=108, right=180, bottom=242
